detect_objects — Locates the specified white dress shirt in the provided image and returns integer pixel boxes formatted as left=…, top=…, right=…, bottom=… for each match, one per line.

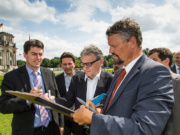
left=85, top=70, right=101, bottom=101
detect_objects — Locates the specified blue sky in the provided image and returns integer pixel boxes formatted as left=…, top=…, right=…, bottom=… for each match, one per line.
left=0, top=0, right=179, bottom=60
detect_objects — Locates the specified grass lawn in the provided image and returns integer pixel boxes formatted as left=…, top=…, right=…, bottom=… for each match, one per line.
left=0, top=90, right=13, bottom=135
left=0, top=113, right=12, bottom=135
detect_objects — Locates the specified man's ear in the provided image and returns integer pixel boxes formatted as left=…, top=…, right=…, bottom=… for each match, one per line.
left=74, top=62, right=76, bottom=66
left=129, top=36, right=137, bottom=49
left=100, top=58, right=104, bottom=66
left=165, top=57, right=170, bottom=65
left=23, top=52, right=26, bottom=59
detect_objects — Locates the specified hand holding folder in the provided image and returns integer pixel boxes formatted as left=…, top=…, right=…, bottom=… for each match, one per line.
left=6, top=90, right=74, bottom=117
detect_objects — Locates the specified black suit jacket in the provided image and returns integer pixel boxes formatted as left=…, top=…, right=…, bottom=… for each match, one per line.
left=0, top=66, right=61, bottom=135
left=56, top=70, right=113, bottom=135
left=171, top=64, right=177, bottom=74
left=55, top=71, right=82, bottom=128
left=55, top=72, right=67, bottom=97
left=55, top=71, right=82, bottom=97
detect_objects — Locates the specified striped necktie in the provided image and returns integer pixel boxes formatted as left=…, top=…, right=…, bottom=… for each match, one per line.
left=106, top=69, right=126, bottom=112
left=32, top=71, right=50, bottom=127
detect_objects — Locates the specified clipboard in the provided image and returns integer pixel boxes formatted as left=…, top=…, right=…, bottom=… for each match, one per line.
left=6, top=90, right=74, bottom=117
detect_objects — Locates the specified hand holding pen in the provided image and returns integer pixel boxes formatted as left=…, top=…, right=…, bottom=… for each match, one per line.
left=76, top=97, right=95, bottom=112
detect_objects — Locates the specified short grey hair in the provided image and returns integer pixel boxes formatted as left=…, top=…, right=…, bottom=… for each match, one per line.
left=80, top=45, right=103, bottom=60
left=106, top=18, right=143, bottom=48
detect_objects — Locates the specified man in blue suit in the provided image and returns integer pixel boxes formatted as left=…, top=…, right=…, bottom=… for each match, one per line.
left=70, top=18, right=174, bottom=135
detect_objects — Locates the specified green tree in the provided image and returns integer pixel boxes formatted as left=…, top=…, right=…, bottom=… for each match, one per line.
left=75, top=57, right=81, bottom=68
left=108, top=58, right=113, bottom=68
left=17, top=60, right=26, bottom=68
left=143, top=48, right=149, bottom=55
left=50, top=57, right=60, bottom=68
left=103, top=58, right=108, bottom=67
left=41, top=58, right=51, bottom=67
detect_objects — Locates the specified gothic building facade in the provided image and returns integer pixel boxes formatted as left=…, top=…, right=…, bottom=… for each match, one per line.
left=0, top=32, right=17, bottom=72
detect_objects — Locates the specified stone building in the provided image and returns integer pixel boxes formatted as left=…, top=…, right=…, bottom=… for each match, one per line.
left=0, top=32, right=17, bottom=72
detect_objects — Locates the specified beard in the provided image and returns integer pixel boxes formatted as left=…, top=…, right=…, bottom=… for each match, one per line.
left=112, top=53, right=124, bottom=65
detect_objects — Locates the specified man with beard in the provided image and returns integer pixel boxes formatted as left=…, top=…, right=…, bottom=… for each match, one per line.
left=55, top=52, right=81, bottom=135
left=70, top=18, right=174, bottom=135
left=112, top=56, right=123, bottom=74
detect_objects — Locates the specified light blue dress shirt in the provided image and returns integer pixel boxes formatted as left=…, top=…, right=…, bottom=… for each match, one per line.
left=26, top=65, right=52, bottom=127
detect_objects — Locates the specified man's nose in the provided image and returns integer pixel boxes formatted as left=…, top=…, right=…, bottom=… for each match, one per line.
left=109, top=47, right=114, bottom=54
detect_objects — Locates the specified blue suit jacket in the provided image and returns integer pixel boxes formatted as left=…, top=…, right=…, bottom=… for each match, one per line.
left=171, top=64, right=177, bottom=74
left=91, top=54, right=174, bottom=135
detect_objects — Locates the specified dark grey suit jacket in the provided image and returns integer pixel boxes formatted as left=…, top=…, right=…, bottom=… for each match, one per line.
left=166, top=72, right=180, bottom=135
left=56, top=70, right=113, bottom=135
left=91, top=54, right=174, bottom=135
left=0, top=66, right=61, bottom=135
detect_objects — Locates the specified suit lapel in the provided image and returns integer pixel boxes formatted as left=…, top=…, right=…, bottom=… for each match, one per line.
left=94, top=71, right=106, bottom=97
left=41, top=67, right=48, bottom=93
left=61, top=73, right=67, bottom=95
left=79, top=73, right=87, bottom=101
left=20, top=66, right=31, bottom=92
left=105, top=54, right=145, bottom=112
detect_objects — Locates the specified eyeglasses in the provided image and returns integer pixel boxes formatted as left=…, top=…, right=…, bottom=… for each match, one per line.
left=80, top=58, right=100, bottom=67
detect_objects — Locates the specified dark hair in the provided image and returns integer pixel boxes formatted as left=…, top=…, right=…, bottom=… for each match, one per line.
left=106, top=18, right=143, bottom=48
left=23, top=39, right=44, bottom=54
left=60, top=52, right=76, bottom=64
left=148, top=48, right=173, bottom=67
left=80, top=45, right=103, bottom=60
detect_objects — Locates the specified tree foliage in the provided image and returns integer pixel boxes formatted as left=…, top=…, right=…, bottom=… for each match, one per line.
left=17, top=60, right=26, bottom=68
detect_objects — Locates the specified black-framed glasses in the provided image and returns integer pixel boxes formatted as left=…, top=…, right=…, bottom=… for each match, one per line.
left=80, top=58, right=100, bottom=67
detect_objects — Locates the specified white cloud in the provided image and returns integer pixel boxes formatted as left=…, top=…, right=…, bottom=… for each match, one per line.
left=58, top=0, right=111, bottom=33
left=0, top=0, right=58, bottom=25
left=109, top=0, right=180, bottom=52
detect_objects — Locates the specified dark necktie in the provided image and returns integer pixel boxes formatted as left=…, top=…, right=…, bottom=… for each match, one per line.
left=178, top=67, right=180, bottom=74
left=32, top=71, right=50, bottom=127
left=106, top=69, right=126, bottom=111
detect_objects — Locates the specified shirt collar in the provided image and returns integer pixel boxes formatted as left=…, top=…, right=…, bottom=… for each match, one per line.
left=124, top=54, right=143, bottom=74
left=84, top=69, right=101, bottom=81
left=25, top=64, right=41, bottom=75
left=64, top=71, right=75, bottom=77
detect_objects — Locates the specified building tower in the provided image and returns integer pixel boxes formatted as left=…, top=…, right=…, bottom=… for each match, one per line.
left=0, top=32, right=17, bottom=72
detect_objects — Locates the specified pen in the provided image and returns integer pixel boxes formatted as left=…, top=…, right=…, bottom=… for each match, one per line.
left=48, top=90, right=51, bottom=100
left=76, top=97, right=95, bottom=112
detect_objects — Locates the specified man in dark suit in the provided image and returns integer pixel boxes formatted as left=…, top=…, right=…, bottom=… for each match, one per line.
left=0, top=39, right=61, bottom=135
left=71, top=18, right=174, bottom=135
left=55, top=52, right=80, bottom=135
left=55, top=45, right=113, bottom=135
left=148, top=47, right=180, bottom=135
left=171, top=51, right=180, bottom=74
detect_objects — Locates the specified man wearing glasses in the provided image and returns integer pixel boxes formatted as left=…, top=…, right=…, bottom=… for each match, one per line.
left=55, top=45, right=113, bottom=135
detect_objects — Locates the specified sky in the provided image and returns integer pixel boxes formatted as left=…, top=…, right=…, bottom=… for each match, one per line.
left=0, top=0, right=180, bottom=60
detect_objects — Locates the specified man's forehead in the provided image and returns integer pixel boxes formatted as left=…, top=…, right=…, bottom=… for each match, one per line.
left=62, top=58, right=74, bottom=63
left=81, top=54, right=96, bottom=61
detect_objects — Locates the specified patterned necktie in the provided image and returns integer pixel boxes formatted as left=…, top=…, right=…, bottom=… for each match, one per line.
left=106, top=69, right=126, bottom=112
left=32, top=71, right=50, bottom=127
